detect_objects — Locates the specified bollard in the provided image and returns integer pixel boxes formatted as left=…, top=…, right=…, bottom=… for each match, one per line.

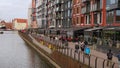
left=112, top=63, right=115, bottom=68
left=88, top=55, right=91, bottom=68
left=78, top=51, right=80, bottom=62
left=70, top=49, right=72, bottom=58
left=65, top=48, right=67, bottom=55
left=83, top=54, right=85, bottom=64
left=74, top=52, right=76, bottom=60
left=103, top=60, right=106, bottom=68
left=64, top=47, right=66, bottom=54
left=67, top=48, right=69, bottom=56
left=95, top=57, right=98, bottom=68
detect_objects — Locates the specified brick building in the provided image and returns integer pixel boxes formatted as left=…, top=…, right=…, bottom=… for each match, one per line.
left=72, top=0, right=120, bottom=47
left=31, top=0, right=38, bottom=28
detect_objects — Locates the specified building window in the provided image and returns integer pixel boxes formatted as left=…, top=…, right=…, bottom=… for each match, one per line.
left=68, top=10, right=70, bottom=17
left=106, top=0, right=118, bottom=7
left=94, top=12, right=101, bottom=24
left=106, top=11, right=114, bottom=24
left=68, top=1, right=71, bottom=8
left=77, top=7, right=80, bottom=13
left=116, top=10, right=120, bottom=23
left=76, top=17, right=79, bottom=24
left=86, top=15, right=90, bottom=24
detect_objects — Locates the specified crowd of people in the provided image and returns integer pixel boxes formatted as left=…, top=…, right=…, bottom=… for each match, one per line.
left=48, top=34, right=120, bottom=68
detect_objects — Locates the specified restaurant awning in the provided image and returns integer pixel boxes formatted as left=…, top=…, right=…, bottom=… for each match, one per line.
left=66, top=26, right=92, bottom=32
left=103, top=27, right=120, bottom=31
left=84, top=27, right=104, bottom=32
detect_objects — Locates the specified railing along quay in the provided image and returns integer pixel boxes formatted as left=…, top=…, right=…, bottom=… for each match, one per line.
left=31, top=34, right=119, bottom=68
left=19, top=31, right=119, bottom=68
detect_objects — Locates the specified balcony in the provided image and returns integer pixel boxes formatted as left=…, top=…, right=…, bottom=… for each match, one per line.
left=91, top=3, right=102, bottom=12
left=81, top=6, right=90, bottom=14
left=32, top=8, right=36, bottom=14
left=56, top=14, right=63, bottom=19
left=81, top=7, right=86, bottom=14
left=106, top=1, right=120, bottom=10
left=56, top=7, right=64, bottom=12
left=82, top=0, right=90, bottom=3
left=55, top=0, right=64, bottom=5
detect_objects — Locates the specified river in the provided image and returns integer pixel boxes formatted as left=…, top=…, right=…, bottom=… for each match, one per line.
left=0, top=31, right=53, bottom=68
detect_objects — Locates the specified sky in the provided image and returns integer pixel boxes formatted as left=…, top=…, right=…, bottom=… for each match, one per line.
left=0, top=0, right=31, bottom=22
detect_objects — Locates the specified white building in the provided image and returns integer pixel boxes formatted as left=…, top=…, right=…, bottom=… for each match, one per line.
left=36, top=0, right=42, bottom=28
left=28, top=4, right=32, bottom=28
left=13, top=18, right=28, bottom=30
left=36, top=0, right=47, bottom=28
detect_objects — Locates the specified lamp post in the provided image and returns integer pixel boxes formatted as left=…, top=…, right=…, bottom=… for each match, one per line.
left=45, top=0, right=48, bottom=35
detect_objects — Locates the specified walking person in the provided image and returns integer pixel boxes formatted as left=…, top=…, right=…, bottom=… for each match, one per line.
left=84, top=40, right=88, bottom=46
left=65, top=40, right=68, bottom=48
left=80, top=39, right=85, bottom=52
left=117, top=51, right=120, bottom=68
left=107, top=49, right=113, bottom=67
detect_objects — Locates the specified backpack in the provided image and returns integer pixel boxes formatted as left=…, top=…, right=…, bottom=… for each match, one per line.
left=75, top=44, right=79, bottom=49
left=117, top=54, right=120, bottom=61
left=84, top=47, right=90, bottom=55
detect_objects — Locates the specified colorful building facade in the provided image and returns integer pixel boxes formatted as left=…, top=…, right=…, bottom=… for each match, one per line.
left=31, top=0, right=38, bottom=28
left=72, top=0, right=120, bottom=27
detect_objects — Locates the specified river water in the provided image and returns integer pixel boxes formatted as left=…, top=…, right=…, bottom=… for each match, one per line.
left=0, top=31, right=52, bottom=68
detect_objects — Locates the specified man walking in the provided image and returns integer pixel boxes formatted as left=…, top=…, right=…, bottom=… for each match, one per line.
left=117, top=51, right=120, bottom=68
left=107, top=49, right=113, bottom=67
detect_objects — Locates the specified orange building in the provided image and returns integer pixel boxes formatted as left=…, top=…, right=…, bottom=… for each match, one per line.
left=72, top=0, right=105, bottom=27
left=72, top=0, right=120, bottom=27
left=72, top=0, right=120, bottom=47
left=31, top=0, right=38, bottom=28
left=72, top=0, right=81, bottom=27
left=5, top=23, right=13, bottom=30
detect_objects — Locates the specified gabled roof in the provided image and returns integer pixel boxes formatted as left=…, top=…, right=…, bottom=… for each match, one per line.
left=14, top=18, right=27, bottom=23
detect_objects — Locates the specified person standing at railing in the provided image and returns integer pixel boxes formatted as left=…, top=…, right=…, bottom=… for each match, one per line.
left=107, top=49, right=113, bottom=67
left=117, top=51, right=120, bottom=68
left=75, top=42, right=79, bottom=53
left=65, top=40, right=68, bottom=48
left=79, top=39, right=85, bottom=53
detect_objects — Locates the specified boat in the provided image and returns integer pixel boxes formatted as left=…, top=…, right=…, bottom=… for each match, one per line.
left=0, top=31, right=3, bottom=34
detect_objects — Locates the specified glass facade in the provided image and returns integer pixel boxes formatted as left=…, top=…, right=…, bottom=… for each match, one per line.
left=106, top=0, right=117, bottom=6
left=106, top=11, right=114, bottom=24
left=103, top=30, right=120, bottom=47
left=106, top=0, right=118, bottom=10
left=116, top=10, right=120, bottom=23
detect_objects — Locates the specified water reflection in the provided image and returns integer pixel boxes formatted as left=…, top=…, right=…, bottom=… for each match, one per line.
left=0, top=31, right=52, bottom=68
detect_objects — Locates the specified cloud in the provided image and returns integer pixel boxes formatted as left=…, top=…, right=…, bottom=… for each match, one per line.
left=0, top=0, right=31, bottom=22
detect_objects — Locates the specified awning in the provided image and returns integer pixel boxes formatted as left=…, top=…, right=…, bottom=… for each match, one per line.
left=66, top=26, right=92, bottom=31
left=84, top=27, right=104, bottom=32
left=103, top=27, right=120, bottom=31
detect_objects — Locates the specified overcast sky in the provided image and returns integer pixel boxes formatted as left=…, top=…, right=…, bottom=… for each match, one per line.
left=0, top=0, right=31, bottom=22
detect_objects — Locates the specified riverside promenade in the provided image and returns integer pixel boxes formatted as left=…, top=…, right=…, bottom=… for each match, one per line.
left=23, top=32, right=119, bottom=68
left=19, top=32, right=90, bottom=68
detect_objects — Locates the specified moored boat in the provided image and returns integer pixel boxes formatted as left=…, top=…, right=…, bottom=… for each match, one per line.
left=0, top=31, right=3, bottom=34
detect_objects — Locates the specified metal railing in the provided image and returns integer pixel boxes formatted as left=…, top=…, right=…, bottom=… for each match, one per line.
left=31, top=34, right=119, bottom=68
